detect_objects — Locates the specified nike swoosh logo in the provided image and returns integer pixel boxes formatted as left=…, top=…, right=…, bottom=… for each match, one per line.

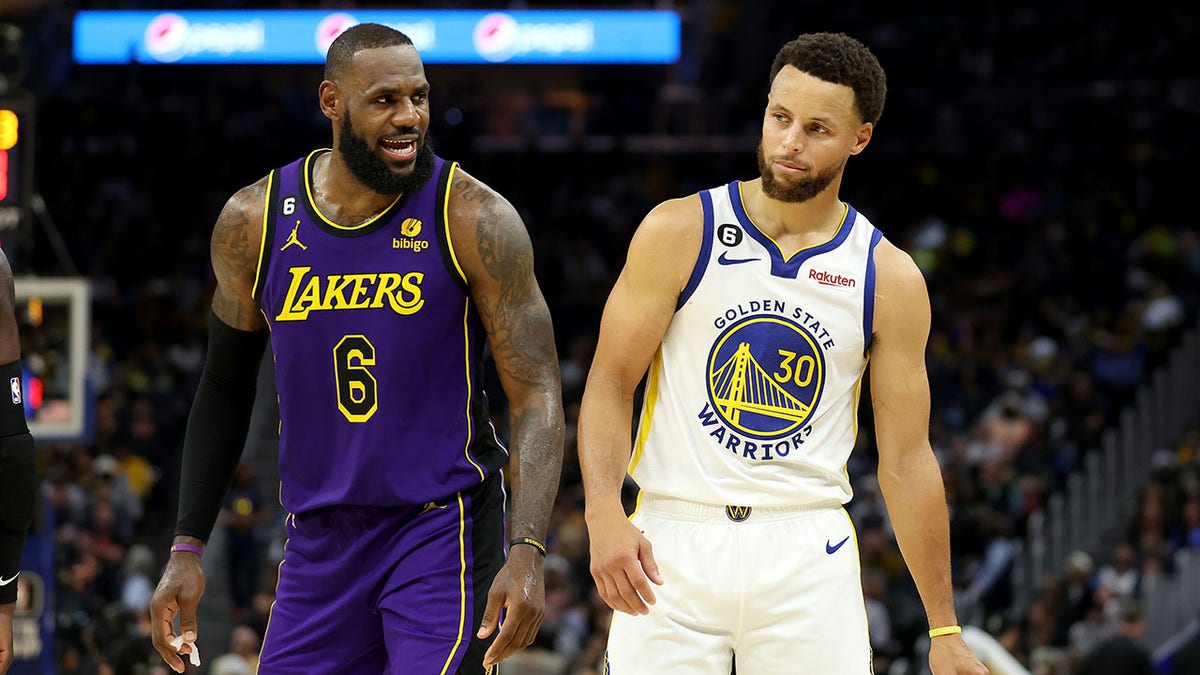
left=717, top=252, right=759, bottom=265
left=0, top=572, right=18, bottom=585
left=825, top=536, right=850, bottom=554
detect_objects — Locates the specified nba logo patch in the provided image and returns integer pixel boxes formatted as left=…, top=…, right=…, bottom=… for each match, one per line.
left=9, top=376, right=20, bottom=404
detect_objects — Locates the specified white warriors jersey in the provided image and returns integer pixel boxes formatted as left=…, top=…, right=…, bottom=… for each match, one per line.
left=629, top=181, right=885, bottom=507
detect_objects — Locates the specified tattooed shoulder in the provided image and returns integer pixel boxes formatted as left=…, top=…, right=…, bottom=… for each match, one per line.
left=451, top=170, right=495, bottom=206
left=210, top=176, right=269, bottom=326
left=211, top=177, right=268, bottom=280
left=447, top=170, right=532, bottom=283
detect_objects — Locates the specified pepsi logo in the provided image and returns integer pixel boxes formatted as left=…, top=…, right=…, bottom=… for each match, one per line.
left=315, top=13, right=359, bottom=55
left=473, top=13, right=518, bottom=63
left=144, top=13, right=190, bottom=63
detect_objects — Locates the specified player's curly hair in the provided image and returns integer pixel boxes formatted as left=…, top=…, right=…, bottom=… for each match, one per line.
left=769, top=32, right=887, bottom=126
left=325, top=23, right=415, bottom=82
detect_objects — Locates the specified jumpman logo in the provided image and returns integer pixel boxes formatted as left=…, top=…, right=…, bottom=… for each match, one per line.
left=419, top=501, right=447, bottom=516
left=281, top=222, right=308, bottom=252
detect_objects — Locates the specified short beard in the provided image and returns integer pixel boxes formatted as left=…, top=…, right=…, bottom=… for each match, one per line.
left=756, top=142, right=843, bottom=203
left=338, top=115, right=435, bottom=196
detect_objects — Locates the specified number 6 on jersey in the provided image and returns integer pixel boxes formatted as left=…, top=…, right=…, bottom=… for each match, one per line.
left=334, top=334, right=377, bottom=422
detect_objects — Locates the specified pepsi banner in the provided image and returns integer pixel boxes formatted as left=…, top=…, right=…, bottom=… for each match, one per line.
left=73, top=9, right=680, bottom=65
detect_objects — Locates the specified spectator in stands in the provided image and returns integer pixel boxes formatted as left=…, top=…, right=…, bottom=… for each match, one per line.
left=1077, top=599, right=1153, bottom=675
left=1058, top=550, right=1097, bottom=639
left=1180, top=495, right=1200, bottom=550
left=218, top=462, right=266, bottom=622
left=210, top=624, right=260, bottom=675
left=531, top=554, right=589, bottom=665
left=1094, top=542, right=1141, bottom=620
left=118, top=543, right=156, bottom=615
left=862, top=565, right=897, bottom=671
left=1068, top=603, right=1111, bottom=669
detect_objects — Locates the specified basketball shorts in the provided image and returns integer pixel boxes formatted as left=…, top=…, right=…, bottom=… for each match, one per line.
left=258, top=472, right=506, bottom=675
left=605, top=494, right=872, bottom=674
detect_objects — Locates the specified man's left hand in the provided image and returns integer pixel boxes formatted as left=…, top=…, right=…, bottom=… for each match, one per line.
left=477, top=545, right=545, bottom=669
left=929, top=634, right=989, bottom=674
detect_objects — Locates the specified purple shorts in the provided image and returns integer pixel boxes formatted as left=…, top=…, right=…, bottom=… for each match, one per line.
left=258, top=473, right=505, bottom=674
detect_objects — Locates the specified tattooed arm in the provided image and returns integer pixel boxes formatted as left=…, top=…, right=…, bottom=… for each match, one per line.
left=151, top=179, right=270, bottom=673
left=211, top=179, right=270, bottom=330
left=448, top=169, right=564, bottom=669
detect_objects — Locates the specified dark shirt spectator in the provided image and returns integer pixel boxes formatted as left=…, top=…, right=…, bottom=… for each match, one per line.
left=1078, top=600, right=1154, bottom=675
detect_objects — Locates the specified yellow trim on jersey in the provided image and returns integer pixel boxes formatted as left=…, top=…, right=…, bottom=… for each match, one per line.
left=736, top=183, right=850, bottom=262
left=851, top=361, right=867, bottom=443
left=628, top=347, right=664, bottom=473
left=252, top=170, right=275, bottom=296
left=447, top=163, right=483, bottom=479
left=437, top=493, right=469, bottom=675
left=461, top=298, right=486, bottom=480
left=628, top=490, right=645, bottom=522
left=843, top=358, right=869, bottom=481
left=302, top=149, right=402, bottom=231
left=258, top=518, right=291, bottom=665
left=843, top=508, right=875, bottom=671
left=443, top=162, right=468, bottom=285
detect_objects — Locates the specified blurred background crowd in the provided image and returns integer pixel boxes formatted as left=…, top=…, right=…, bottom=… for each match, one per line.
left=3, top=1, right=1200, bottom=674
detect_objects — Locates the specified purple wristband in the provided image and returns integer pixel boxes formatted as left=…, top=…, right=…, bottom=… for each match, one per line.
left=170, top=543, right=204, bottom=558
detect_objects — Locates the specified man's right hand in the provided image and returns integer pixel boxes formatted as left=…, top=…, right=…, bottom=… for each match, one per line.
left=149, top=548, right=206, bottom=673
left=587, top=509, right=663, bottom=616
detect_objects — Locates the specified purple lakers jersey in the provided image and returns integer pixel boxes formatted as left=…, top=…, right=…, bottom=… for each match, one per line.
left=254, top=150, right=507, bottom=514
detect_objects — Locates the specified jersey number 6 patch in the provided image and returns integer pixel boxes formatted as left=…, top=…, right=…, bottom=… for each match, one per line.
left=334, top=334, right=378, bottom=422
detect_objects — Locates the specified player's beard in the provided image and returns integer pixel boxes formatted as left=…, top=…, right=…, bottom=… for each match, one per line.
left=338, top=114, right=435, bottom=196
left=756, top=141, right=844, bottom=203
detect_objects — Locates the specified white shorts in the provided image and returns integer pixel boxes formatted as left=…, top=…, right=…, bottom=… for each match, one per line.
left=605, top=494, right=872, bottom=674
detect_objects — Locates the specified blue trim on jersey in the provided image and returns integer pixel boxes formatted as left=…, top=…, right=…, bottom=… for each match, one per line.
left=863, top=227, right=885, bottom=354
left=727, top=182, right=858, bottom=279
left=677, top=191, right=715, bottom=310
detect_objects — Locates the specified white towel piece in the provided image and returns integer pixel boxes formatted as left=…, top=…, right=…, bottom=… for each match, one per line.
left=168, top=635, right=202, bottom=667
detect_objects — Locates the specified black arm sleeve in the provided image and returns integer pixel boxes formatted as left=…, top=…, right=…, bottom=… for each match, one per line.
left=174, top=311, right=268, bottom=543
left=0, top=359, right=34, bottom=604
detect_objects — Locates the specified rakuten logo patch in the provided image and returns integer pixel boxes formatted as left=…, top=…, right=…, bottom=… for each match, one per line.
left=809, top=269, right=856, bottom=288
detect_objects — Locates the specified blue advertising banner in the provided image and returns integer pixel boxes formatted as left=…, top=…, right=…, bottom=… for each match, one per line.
left=73, top=9, right=681, bottom=65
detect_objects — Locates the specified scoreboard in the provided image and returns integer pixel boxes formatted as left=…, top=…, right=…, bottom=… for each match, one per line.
left=0, top=93, right=33, bottom=233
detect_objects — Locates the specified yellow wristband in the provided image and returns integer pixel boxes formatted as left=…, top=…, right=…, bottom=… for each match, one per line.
left=928, top=625, right=962, bottom=638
